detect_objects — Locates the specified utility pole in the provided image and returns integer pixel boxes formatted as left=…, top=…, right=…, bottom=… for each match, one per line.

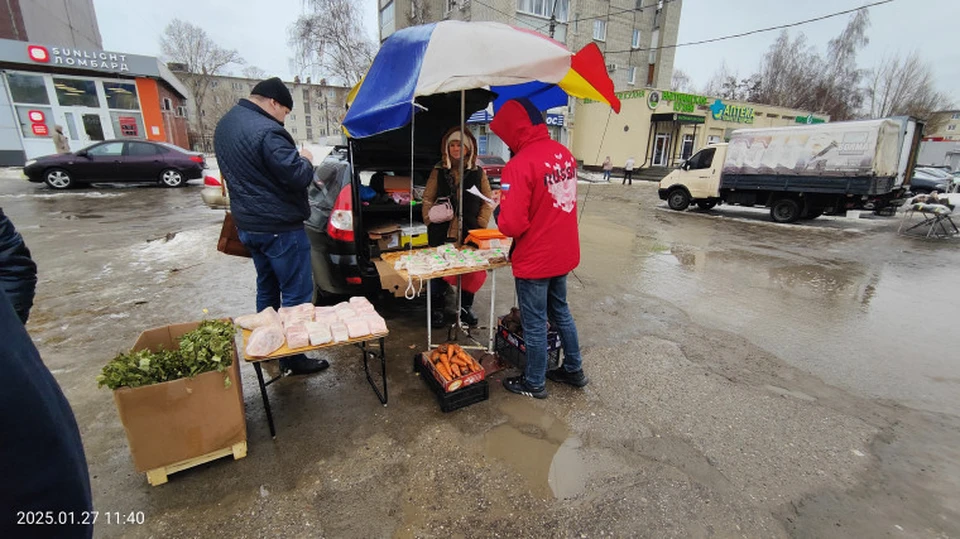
left=323, top=95, right=330, bottom=137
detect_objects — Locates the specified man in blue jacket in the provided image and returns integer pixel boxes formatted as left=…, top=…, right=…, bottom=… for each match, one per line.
left=214, top=77, right=327, bottom=375
left=0, top=207, right=38, bottom=324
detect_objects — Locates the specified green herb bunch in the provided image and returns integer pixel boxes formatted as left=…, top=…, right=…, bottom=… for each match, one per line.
left=97, top=320, right=236, bottom=390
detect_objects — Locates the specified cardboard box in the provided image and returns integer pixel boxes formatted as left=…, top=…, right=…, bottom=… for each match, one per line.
left=113, top=321, right=246, bottom=472
left=383, top=176, right=411, bottom=193
left=419, top=351, right=485, bottom=393
left=400, top=224, right=428, bottom=248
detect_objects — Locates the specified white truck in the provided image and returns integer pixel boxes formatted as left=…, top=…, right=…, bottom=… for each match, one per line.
left=657, top=117, right=924, bottom=223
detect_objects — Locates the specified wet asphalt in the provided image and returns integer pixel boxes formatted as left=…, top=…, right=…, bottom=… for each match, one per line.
left=2, top=168, right=959, bottom=538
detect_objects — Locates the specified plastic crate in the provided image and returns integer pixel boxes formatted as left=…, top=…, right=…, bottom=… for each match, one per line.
left=413, top=354, right=489, bottom=412
left=495, top=332, right=561, bottom=371
left=496, top=317, right=561, bottom=353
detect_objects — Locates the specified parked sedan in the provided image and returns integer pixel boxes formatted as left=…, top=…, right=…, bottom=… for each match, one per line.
left=908, top=167, right=953, bottom=194
left=23, top=139, right=205, bottom=190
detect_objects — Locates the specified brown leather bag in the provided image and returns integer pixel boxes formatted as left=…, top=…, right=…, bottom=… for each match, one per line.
left=217, top=212, right=251, bottom=258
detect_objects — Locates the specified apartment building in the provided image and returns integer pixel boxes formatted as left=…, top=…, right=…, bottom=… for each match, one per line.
left=172, top=72, right=350, bottom=151
left=379, top=0, right=681, bottom=90
left=0, top=0, right=102, bottom=50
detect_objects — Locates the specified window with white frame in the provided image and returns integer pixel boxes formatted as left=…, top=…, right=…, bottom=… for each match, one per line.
left=649, top=29, right=659, bottom=64
left=380, top=1, right=395, bottom=39
left=952, top=113, right=960, bottom=120
left=628, top=66, right=637, bottom=85
left=593, top=19, right=606, bottom=41
left=948, top=125, right=957, bottom=131
left=517, top=0, right=569, bottom=22
left=445, top=0, right=457, bottom=13
left=161, top=97, right=172, bottom=111
left=632, top=29, right=641, bottom=49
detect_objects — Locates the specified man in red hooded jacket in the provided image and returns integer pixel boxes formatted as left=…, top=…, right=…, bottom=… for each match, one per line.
left=490, top=98, right=589, bottom=398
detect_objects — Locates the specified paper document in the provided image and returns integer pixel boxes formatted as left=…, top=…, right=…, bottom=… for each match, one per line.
left=466, top=185, right=496, bottom=206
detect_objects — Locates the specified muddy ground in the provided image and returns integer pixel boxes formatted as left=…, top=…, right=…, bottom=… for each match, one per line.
left=2, top=170, right=959, bottom=538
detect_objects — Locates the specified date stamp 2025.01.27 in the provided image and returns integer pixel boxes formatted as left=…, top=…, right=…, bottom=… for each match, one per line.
left=16, top=510, right=145, bottom=526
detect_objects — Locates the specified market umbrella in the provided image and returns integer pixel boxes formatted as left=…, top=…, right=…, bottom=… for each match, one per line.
left=341, top=21, right=622, bottom=139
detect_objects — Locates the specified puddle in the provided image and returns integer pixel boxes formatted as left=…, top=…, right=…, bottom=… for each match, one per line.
left=484, top=400, right=586, bottom=499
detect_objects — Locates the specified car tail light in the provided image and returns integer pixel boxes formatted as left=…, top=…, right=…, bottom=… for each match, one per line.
left=327, top=184, right=354, bottom=242
left=189, top=155, right=204, bottom=163
left=203, top=175, right=221, bottom=187
left=346, top=277, right=362, bottom=285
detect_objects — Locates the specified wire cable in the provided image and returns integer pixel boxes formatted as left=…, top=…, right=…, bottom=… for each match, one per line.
left=604, top=0, right=894, bottom=55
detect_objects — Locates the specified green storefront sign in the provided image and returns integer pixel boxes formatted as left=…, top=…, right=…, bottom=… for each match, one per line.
left=661, top=91, right=709, bottom=113
left=796, top=114, right=826, bottom=124
left=583, top=89, right=645, bottom=105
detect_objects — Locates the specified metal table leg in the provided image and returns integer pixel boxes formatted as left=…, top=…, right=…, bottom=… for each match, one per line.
left=359, top=337, right=388, bottom=405
left=253, top=362, right=277, bottom=438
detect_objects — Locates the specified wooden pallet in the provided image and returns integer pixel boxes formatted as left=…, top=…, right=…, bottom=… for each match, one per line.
left=145, top=441, right=247, bottom=486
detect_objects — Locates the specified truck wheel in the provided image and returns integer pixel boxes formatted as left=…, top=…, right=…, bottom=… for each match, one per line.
left=696, top=200, right=717, bottom=210
left=667, top=188, right=691, bottom=211
left=770, top=198, right=801, bottom=223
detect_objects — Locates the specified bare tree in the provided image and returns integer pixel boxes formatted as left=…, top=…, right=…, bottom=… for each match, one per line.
left=864, top=52, right=952, bottom=128
left=289, top=0, right=376, bottom=87
left=702, top=62, right=759, bottom=101
left=160, top=19, right=244, bottom=151
left=814, top=9, right=869, bottom=120
left=409, top=0, right=431, bottom=25
left=242, top=65, right=266, bottom=79
left=671, top=69, right=692, bottom=92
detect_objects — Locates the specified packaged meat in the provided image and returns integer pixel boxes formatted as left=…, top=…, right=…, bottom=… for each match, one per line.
left=234, top=307, right=282, bottom=330
left=330, top=322, right=349, bottom=343
left=349, top=296, right=373, bottom=309
left=314, top=305, right=336, bottom=318
left=346, top=318, right=370, bottom=339
left=245, top=325, right=285, bottom=357
left=304, top=321, right=332, bottom=346
left=285, top=323, right=309, bottom=349
left=364, top=314, right=387, bottom=334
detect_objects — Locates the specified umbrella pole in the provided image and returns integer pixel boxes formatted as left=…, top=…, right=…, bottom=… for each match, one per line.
left=456, top=89, right=466, bottom=328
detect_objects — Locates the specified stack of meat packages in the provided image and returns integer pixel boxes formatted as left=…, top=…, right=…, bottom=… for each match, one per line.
left=237, top=297, right=388, bottom=357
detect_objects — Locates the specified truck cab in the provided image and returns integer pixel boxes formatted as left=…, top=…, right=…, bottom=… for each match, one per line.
left=658, top=144, right=727, bottom=211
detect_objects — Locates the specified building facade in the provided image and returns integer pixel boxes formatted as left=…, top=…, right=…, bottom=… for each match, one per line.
left=573, top=87, right=829, bottom=168
left=0, top=37, right=190, bottom=165
left=174, top=72, right=351, bottom=151
left=0, top=0, right=102, bottom=49
left=923, top=110, right=960, bottom=142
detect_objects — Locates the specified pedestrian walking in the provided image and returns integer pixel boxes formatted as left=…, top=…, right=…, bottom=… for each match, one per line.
left=490, top=98, right=589, bottom=399
left=623, top=156, right=635, bottom=185
left=53, top=125, right=70, bottom=154
left=601, top=156, right=612, bottom=182
left=214, top=77, right=328, bottom=375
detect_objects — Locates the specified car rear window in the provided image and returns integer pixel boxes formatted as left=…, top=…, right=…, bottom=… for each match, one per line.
left=479, top=156, right=506, bottom=166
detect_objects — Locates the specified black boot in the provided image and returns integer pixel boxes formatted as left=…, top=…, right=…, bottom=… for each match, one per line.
left=430, top=280, right=446, bottom=329
left=460, top=291, right=479, bottom=327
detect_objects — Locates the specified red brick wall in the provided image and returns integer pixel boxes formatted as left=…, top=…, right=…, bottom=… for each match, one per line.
left=0, top=0, right=27, bottom=41
left=157, top=84, right=189, bottom=150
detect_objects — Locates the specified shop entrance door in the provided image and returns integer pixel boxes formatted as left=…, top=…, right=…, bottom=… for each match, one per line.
left=653, top=133, right=671, bottom=166
left=60, top=109, right=112, bottom=150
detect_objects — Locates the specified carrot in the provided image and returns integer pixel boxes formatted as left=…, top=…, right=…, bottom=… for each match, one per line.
left=435, top=362, right=451, bottom=381
left=450, top=363, right=461, bottom=378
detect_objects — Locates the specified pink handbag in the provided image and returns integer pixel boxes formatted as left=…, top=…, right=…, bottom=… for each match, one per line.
left=428, top=197, right=454, bottom=223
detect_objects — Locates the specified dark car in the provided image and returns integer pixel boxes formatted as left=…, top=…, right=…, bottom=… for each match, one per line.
left=23, top=139, right=205, bottom=190
left=477, top=154, right=505, bottom=190
left=305, top=90, right=492, bottom=303
left=908, top=167, right=952, bottom=194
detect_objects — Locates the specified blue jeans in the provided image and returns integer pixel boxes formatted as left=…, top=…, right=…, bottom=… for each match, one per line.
left=515, top=274, right=583, bottom=389
left=602, top=170, right=611, bottom=181
left=237, top=228, right=313, bottom=312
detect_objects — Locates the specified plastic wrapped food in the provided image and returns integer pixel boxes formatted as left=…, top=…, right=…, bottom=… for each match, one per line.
left=349, top=296, right=373, bottom=310
left=245, top=325, right=285, bottom=357
left=279, top=303, right=315, bottom=327
left=234, top=307, right=282, bottom=330
left=364, top=314, right=387, bottom=334
left=304, top=321, right=332, bottom=346
left=285, top=323, right=310, bottom=349
left=330, top=322, right=349, bottom=343
left=346, top=318, right=370, bottom=339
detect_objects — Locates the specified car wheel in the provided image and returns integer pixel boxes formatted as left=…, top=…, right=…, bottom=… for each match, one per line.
left=159, top=168, right=184, bottom=188
left=667, top=188, right=691, bottom=211
left=696, top=200, right=717, bottom=210
left=770, top=198, right=801, bottom=223
left=44, top=168, right=73, bottom=190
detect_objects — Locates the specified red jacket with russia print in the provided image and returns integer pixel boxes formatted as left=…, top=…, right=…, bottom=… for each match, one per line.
left=490, top=99, right=579, bottom=279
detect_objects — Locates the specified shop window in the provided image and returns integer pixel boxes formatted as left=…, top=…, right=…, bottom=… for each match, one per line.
left=593, top=20, right=606, bottom=42
left=14, top=105, right=53, bottom=138
left=103, top=82, right=139, bottom=110
left=53, top=78, right=99, bottom=107
left=681, top=134, right=695, bottom=160
left=7, top=73, right=49, bottom=104
left=110, top=111, right=145, bottom=138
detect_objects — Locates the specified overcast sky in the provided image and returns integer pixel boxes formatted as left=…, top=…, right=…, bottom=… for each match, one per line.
left=92, top=0, right=958, bottom=105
